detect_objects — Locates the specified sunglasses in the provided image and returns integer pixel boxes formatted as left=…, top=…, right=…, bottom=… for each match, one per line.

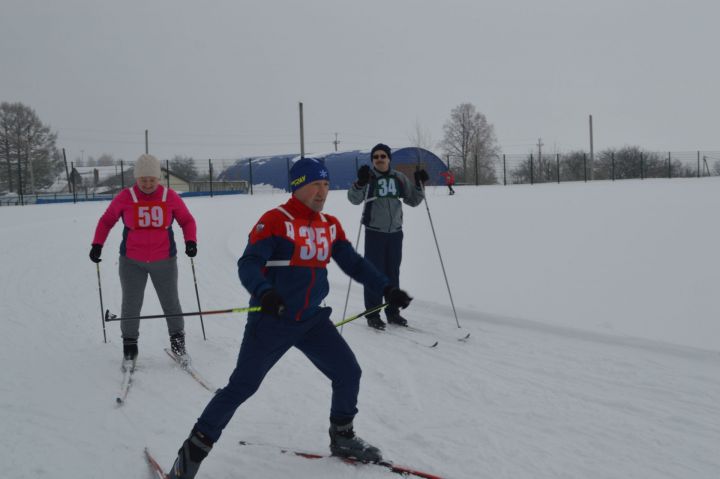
left=372, top=154, right=388, bottom=160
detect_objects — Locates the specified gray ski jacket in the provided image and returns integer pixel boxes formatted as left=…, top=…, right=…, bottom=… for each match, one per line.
left=347, top=167, right=425, bottom=233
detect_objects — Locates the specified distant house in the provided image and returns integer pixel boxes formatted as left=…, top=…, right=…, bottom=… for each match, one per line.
left=86, top=167, right=193, bottom=194
left=189, top=179, right=249, bottom=193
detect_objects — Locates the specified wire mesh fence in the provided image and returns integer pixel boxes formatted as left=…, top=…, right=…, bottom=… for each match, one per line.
left=464, top=150, right=720, bottom=186
left=2, top=150, right=720, bottom=206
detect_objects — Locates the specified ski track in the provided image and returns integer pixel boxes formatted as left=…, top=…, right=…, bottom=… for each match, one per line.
left=1, top=186, right=719, bottom=478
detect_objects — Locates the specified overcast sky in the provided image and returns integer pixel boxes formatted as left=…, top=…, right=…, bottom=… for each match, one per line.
left=2, top=0, right=719, bottom=163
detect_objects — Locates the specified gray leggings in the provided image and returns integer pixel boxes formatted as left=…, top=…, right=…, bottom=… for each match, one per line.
left=119, top=256, right=184, bottom=340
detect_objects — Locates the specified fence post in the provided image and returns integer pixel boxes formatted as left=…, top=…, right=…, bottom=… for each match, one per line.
left=556, top=154, right=560, bottom=183
left=474, top=154, right=478, bottom=185
left=530, top=154, right=534, bottom=185
left=18, top=152, right=24, bottom=205
left=62, top=148, right=71, bottom=195
left=165, top=160, right=170, bottom=189
left=120, top=160, right=125, bottom=189
left=668, top=152, right=671, bottom=179
left=503, top=154, right=507, bottom=185
left=286, top=157, right=291, bottom=192
left=208, top=159, right=214, bottom=198
left=248, top=158, right=254, bottom=195
left=612, top=152, right=615, bottom=181
left=640, top=153, right=644, bottom=179
left=583, top=153, right=587, bottom=182
left=697, top=151, right=700, bottom=178
left=70, top=161, right=77, bottom=204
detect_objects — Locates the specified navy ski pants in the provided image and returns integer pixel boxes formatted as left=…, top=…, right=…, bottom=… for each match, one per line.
left=363, top=229, right=403, bottom=317
left=194, top=307, right=361, bottom=442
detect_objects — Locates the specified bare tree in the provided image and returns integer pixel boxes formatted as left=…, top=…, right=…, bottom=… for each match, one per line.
left=169, top=155, right=199, bottom=180
left=439, top=103, right=500, bottom=184
left=96, top=154, right=116, bottom=166
left=408, top=119, right=434, bottom=151
left=0, top=102, right=60, bottom=193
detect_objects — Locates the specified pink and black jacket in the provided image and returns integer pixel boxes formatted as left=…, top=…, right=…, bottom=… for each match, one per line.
left=92, top=184, right=197, bottom=262
left=238, top=196, right=388, bottom=322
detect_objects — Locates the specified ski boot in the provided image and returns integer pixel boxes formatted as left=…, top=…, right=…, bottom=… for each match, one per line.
left=386, top=312, right=408, bottom=327
left=329, top=421, right=382, bottom=463
left=123, top=338, right=138, bottom=360
left=170, top=332, right=191, bottom=367
left=167, top=428, right=213, bottom=479
left=122, top=338, right=138, bottom=371
left=366, top=314, right=386, bottom=331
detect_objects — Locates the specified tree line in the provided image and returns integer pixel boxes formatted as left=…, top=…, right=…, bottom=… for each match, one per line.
left=435, top=102, right=718, bottom=184
left=0, top=102, right=203, bottom=195
left=2, top=100, right=717, bottom=195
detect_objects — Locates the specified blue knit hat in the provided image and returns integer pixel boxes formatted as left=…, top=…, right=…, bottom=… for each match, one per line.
left=289, top=157, right=330, bottom=192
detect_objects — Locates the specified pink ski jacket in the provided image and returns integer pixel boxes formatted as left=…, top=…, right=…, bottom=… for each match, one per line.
left=92, top=184, right=197, bottom=263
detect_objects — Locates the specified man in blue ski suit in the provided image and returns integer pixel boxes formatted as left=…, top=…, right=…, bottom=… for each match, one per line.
left=167, top=157, right=414, bottom=479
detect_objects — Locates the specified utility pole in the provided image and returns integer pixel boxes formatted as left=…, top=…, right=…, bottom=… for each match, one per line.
left=145, top=129, right=149, bottom=154
left=333, top=132, right=340, bottom=152
left=537, top=138, right=544, bottom=178
left=536, top=138, right=543, bottom=162
left=298, top=102, right=305, bottom=158
left=589, top=115, right=594, bottom=180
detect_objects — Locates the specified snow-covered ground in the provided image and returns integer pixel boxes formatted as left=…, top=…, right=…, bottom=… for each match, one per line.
left=1, top=179, right=719, bottom=479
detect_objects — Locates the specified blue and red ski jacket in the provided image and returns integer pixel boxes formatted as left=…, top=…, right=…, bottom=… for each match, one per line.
left=238, top=196, right=389, bottom=322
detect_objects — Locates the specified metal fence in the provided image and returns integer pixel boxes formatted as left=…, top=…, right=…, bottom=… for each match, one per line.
left=450, top=150, right=720, bottom=186
left=3, top=151, right=720, bottom=207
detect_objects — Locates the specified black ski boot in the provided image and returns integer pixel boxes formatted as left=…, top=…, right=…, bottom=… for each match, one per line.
left=366, top=314, right=386, bottom=331
left=170, top=332, right=191, bottom=366
left=329, top=421, right=382, bottom=463
left=167, top=428, right=213, bottom=479
left=386, top=313, right=408, bottom=327
left=170, top=332, right=186, bottom=356
left=122, top=338, right=138, bottom=361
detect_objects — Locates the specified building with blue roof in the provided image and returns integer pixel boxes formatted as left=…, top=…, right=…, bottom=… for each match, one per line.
left=218, top=147, right=448, bottom=191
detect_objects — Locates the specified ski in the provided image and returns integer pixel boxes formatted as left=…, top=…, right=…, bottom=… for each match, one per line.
left=375, top=326, right=438, bottom=348
left=144, top=447, right=169, bottom=479
left=239, top=440, right=445, bottom=479
left=164, top=348, right=218, bottom=393
left=116, top=358, right=137, bottom=405
left=403, top=324, right=470, bottom=343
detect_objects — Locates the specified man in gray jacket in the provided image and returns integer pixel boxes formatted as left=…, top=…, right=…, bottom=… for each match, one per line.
left=347, top=143, right=429, bottom=329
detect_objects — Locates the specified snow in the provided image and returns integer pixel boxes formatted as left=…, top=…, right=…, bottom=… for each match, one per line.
left=1, top=179, right=719, bottom=479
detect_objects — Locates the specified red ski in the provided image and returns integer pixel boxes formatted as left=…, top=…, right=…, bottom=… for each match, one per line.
left=144, top=447, right=169, bottom=479
left=239, top=440, right=445, bottom=479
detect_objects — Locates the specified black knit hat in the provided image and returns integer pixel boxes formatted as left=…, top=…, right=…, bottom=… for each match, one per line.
left=370, top=143, right=392, bottom=161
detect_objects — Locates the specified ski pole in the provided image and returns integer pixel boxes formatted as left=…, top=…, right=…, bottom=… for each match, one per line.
left=334, top=303, right=388, bottom=328
left=190, top=257, right=207, bottom=340
left=340, top=172, right=373, bottom=334
left=417, top=159, right=461, bottom=329
left=105, top=306, right=261, bottom=322
left=96, top=263, right=108, bottom=343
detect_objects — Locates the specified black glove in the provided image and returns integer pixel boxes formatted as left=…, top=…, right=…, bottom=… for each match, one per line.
left=356, top=165, right=371, bottom=187
left=89, top=244, right=103, bottom=263
left=384, top=286, right=413, bottom=310
left=260, top=289, right=286, bottom=317
left=414, top=169, right=430, bottom=187
left=185, top=240, right=197, bottom=258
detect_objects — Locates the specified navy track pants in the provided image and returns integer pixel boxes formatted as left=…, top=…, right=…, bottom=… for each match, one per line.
left=194, top=308, right=361, bottom=442
left=363, top=229, right=403, bottom=317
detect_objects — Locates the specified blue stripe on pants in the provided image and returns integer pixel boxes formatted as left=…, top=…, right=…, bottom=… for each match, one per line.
left=194, top=308, right=361, bottom=442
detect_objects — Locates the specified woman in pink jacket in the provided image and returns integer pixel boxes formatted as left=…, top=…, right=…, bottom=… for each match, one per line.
left=89, top=154, right=197, bottom=363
